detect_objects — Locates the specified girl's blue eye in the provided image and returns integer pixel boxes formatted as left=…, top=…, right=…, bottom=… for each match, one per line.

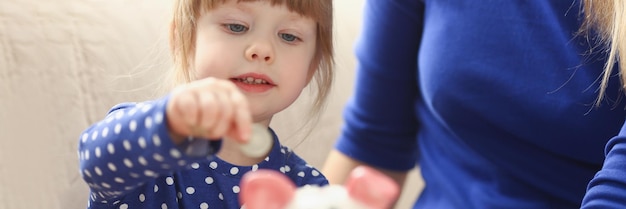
left=280, top=33, right=298, bottom=42
left=227, top=24, right=247, bottom=33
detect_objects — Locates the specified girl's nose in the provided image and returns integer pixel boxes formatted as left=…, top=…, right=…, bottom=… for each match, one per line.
left=245, top=42, right=274, bottom=64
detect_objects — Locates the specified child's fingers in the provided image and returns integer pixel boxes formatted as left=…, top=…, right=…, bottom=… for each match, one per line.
left=230, top=90, right=252, bottom=143
left=169, top=78, right=253, bottom=142
left=168, top=89, right=199, bottom=136
left=209, top=89, right=234, bottom=139
left=180, top=91, right=201, bottom=129
left=197, top=91, right=219, bottom=135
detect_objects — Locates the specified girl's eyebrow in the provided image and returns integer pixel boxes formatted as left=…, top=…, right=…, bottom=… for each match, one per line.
left=221, top=2, right=315, bottom=33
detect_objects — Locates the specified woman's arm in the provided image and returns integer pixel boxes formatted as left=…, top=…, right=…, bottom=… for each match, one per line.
left=323, top=150, right=408, bottom=186
left=322, top=0, right=424, bottom=185
left=582, top=122, right=626, bottom=208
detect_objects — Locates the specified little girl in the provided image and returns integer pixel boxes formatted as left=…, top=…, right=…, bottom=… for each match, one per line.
left=78, top=0, right=333, bottom=208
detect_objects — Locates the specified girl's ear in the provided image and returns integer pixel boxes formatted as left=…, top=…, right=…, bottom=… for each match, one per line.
left=240, top=170, right=296, bottom=209
left=345, top=166, right=400, bottom=209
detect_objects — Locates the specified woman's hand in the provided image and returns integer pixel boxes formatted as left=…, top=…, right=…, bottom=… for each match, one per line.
left=166, top=77, right=252, bottom=145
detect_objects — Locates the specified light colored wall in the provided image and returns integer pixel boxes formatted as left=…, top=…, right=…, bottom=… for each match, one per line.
left=0, top=0, right=422, bottom=208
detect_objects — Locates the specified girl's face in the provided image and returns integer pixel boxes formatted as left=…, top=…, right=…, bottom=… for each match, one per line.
left=193, top=0, right=317, bottom=124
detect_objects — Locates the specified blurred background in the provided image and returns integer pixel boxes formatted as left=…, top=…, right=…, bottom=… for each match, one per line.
left=0, top=0, right=422, bottom=208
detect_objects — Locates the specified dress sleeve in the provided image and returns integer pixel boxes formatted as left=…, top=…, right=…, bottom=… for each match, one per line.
left=334, top=0, right=424, bottom=171
left=581, top=121, right=626, bottom=208
left=77, top=95, right=220, bottom=202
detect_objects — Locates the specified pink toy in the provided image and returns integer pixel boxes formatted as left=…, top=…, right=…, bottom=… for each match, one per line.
left=239, top=166, right=400, bottom=209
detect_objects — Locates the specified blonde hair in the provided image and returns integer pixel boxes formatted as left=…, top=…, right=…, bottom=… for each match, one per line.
left=582, top=0, right=626, bottom=106
left=168, top=0, right=334, bottom=115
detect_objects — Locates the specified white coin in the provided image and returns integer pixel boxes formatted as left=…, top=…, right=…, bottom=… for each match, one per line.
left=239, top=124, right=272, bottom=157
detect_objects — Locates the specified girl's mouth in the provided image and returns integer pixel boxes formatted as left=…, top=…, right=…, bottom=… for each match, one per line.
left=230, top=73, right=276, bottom=93
left=233, top=77, right=271, bottom=85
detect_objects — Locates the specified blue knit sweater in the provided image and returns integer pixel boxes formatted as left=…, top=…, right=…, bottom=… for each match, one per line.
left=335, top=0, right=626, bottom=208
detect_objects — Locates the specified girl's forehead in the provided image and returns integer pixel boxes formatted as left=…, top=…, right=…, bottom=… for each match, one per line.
left=200, top=0, right=326, bottom=20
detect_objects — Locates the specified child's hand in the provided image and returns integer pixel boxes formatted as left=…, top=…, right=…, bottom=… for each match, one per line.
left=166, top=77, right=252, bottom=144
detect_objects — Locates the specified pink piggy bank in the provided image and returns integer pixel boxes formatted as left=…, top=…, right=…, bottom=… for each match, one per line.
left=239, top=166, right=400, bottom=209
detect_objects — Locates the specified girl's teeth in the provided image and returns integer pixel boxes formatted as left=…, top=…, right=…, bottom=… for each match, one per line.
left=239, top=77, right=267, bottom=84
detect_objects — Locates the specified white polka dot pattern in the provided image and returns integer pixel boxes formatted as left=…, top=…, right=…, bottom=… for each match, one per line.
left=114, top=124, right=122, bottom=135
left=123, top=158, right=133, bottom=168
left=191, top=163, right=200, bottom=169
left=129, top=120, right=137, bottom=132
left=186, top=187, right=195, bottom=194
left=205, top=177, right=214, bottom=185
left=77, top=100, right=327, bottom=208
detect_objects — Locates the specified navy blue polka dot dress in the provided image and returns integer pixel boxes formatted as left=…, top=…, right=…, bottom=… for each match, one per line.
left=78, top=96, right=328, bottom=209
